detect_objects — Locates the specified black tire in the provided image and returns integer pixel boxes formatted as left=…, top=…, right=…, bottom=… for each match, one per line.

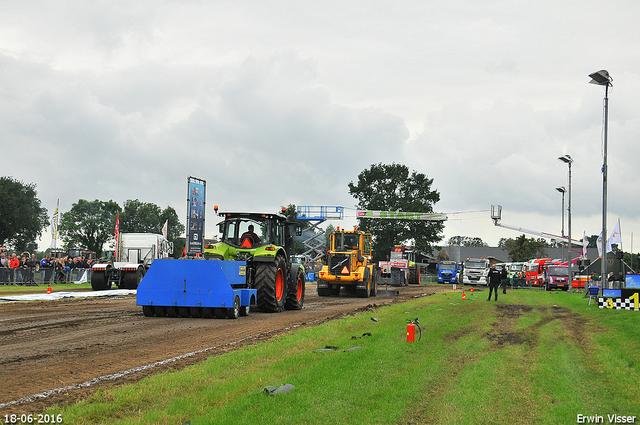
left=356, top=268, right=370, bottom=298
left=166, top=306, right=178, bottom=317
left=240, top=303, right=250, bottom=316
left=285, top=267, right=305, bottom=310
left=214, top=308, right=226, bottom=319
left=330, top=284, right=341, bottom=296
left=370, top=268, right=378, bottom=297
left=142, top=306, right=154, bottom=317
left=91, top=270, right=111, bottom=291
left=409, top=266, right=420, bottom=284
left=154, top=306, right=167, bottom=317
left=317, top=280, right=331, bottom=296
left=178, top=307, right=191, bottom=318
left=255, top=256, right=287, bottom=312
left=202, top=308, right=215, bottom=319
left=123, top=267, right=144, bottom=289
left=190, top=307, right=202, bottom=318
left=227, top=296, right=240, bottom=319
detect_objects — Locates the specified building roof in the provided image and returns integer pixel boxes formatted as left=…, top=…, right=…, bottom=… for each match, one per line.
left=437, top=246, right=600, bottom=265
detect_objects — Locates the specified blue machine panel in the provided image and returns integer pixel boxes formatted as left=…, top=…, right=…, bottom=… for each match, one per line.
left=136, top=259, right=255, bottom=309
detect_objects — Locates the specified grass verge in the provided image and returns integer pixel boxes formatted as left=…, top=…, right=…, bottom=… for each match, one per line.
left=0, top=282, right=92, bottom=295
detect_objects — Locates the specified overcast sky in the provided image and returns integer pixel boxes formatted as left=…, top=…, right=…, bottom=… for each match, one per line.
left=2, top=0, right=639, bottom=252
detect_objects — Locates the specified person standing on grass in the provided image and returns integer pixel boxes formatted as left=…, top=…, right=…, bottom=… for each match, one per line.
left=500, top=264, right=508, bottom=294
left=487, top=263, right=501, bottom=301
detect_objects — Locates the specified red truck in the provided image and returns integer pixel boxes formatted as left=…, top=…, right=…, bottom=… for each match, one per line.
left=525, top=258, right=552, bottom=287
left=542, top=263, right=570, bottom=291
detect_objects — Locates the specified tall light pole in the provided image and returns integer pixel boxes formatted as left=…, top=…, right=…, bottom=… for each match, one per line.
left=589, top=70, right=613, bottom=290
left=556, top=186, right=566, bottom=264
left=558, top=155, right=573, bottom=293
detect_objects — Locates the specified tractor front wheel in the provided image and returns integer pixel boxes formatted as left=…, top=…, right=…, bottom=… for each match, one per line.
left=255, top=256, right=287, bottom=312
left=285, top=267, right=305, bottom=310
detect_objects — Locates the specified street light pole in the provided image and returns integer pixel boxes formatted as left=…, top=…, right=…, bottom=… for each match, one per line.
left=589, top=70, right=613, bottom=291
left=558, top=155, right=573, bottom=293
left=556, top=186, right=566, bottom=264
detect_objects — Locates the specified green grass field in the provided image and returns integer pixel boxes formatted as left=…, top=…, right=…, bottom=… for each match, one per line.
left=0, top=282, right=92, bottom=295
left=42, top=288, right=640, bottom=424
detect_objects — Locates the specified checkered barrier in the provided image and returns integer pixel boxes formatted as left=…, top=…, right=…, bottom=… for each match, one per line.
left=598, top=297, right=640, bottom=311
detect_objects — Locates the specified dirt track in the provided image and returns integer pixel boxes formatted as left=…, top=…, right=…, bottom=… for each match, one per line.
left=0, top=283, right=450, bottom=415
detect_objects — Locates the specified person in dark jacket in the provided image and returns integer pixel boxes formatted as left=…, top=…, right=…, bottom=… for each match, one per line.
left=500, top=265, right=508, bottom=294
left=487, top=263, right=501, bottom=301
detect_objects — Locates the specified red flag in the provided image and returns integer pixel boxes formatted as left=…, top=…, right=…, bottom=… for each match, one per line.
left=115, top=214, right=120, bottom=259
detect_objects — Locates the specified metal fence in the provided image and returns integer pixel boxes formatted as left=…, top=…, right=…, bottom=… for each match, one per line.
left=0, top=267, right=93, bottom=286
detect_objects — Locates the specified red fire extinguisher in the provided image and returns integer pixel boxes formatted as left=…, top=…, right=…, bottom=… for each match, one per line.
left=407, top=322, right=415, bottom=342
left=406, top=318, right=421, bottom=342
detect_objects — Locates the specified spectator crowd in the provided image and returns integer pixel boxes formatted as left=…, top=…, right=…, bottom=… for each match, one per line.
left=0, top=245, right=97, bottom=285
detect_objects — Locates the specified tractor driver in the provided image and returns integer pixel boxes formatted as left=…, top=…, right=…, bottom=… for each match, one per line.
left=241, top=224, right=261, bottom=244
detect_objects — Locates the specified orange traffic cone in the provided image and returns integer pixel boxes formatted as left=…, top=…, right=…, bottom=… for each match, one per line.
left=47, top=286, right=52, bottom=294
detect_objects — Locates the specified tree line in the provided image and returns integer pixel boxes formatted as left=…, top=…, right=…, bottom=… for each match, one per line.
left=1, top=163, right=449, bottom=263
left=0, top=177, right=184, bottom=257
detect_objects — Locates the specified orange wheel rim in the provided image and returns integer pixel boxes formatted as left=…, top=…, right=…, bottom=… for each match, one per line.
left=297, top=277, right=303, bottom=300
left=276, top=269, right=284, bottom=301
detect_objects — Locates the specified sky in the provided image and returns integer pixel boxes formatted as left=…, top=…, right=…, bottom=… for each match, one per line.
left=2, top=0, right=640, bottom=253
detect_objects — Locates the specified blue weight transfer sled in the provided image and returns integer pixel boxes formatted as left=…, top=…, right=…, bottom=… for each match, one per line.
left=136, top=259, right=256, bottom=319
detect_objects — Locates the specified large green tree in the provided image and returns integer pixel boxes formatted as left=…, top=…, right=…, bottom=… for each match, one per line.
left=120, top=199, right=184, bottom=240
left=502, top=234, right=548, bottom=261
left=119, top=199, right=185, bottom=258
left=0, top=177, right=49, bottom=250
left=447, top=236, right=488, bottom=247
left=59, top=199, right=122, bottom=256
left=348, top=163, right=444, bottom=262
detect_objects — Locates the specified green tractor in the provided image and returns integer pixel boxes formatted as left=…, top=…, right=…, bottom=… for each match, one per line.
left=204, top=207, right=305, bottom=312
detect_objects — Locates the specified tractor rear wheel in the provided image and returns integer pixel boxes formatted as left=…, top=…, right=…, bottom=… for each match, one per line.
left=285, top=267, right=305, bottom=310
left=255, top=256, right=287, bottom=312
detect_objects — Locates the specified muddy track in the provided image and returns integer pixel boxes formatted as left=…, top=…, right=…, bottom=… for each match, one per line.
left=0, top=284, right=449, bottom=415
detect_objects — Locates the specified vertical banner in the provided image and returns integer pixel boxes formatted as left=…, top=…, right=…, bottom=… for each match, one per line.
left=187, top=176, right=206, bottom=255
left=49, top=199, right=60, bottom=249
left=114, top=214, right=120, bottom=260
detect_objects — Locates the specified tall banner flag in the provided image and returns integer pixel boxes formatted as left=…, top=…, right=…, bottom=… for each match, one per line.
left=49, top=199, right=59, bottom=249
left=162, top=220, right=168, bottom=238
left=582, top=231, right=589, bottom=260
left=597, top=233, right=603, bottom=258
left=187, top=176, right=206, bottom=255
left=607, top=218, right=622, bottom=253
left=115, top=214, right=120, bottom=260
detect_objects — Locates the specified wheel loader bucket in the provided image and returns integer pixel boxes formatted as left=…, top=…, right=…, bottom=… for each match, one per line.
left=136, top=259, right=256, bottom=309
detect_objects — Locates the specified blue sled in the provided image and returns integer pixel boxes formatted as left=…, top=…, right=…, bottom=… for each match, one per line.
left=137, top=259, right=257, bottom=318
